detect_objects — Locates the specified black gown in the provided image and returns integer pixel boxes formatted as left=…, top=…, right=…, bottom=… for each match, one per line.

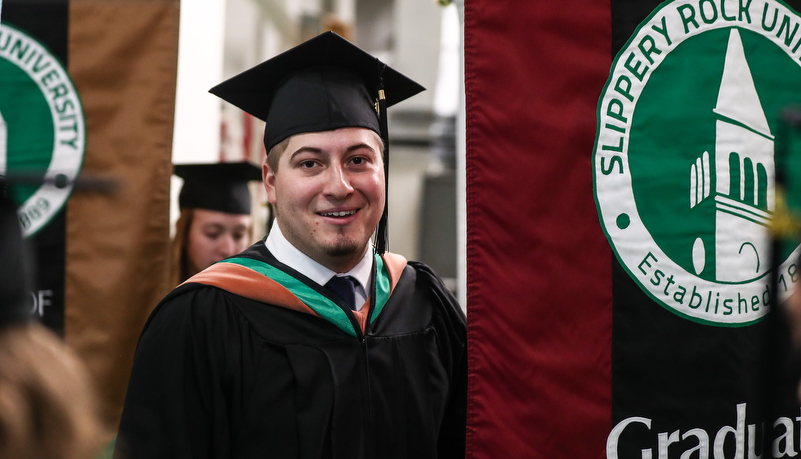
left=113, top=241, right=467, bottom=459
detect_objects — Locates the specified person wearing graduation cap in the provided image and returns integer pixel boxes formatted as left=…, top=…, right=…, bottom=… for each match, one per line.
left=170, top=162, right=262, bottom=286
left=115, top=32, right=466, bottom=459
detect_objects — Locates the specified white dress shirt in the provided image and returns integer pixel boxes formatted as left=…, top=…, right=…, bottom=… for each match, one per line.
left=265, top=220, right=373, bottom=311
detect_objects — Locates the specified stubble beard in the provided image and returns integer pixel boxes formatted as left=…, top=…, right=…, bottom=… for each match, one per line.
left=303, top=230, right=370, bottom=271
left=324, top=232, right=367, bottom=259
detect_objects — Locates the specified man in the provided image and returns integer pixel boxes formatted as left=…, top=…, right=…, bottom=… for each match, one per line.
left=114, top=32, right=466, bottom=459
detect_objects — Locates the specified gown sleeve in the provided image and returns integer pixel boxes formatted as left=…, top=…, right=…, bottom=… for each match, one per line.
left=410, top=262, right=468, bottom=459
left=113, top=286, right=250, bottom=459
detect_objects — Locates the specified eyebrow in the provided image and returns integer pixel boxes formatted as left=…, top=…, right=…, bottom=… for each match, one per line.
left=201, top=222, right=249, bottom=231
left=200, top=223, right=226, bottom=231
left=288, top=143, right=377, bottom=161
left=289, top=147, right=323, bottom=160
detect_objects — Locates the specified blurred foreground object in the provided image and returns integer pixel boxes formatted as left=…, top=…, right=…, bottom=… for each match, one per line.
left=0, top=323, right=106, bottom=459
left=0, top=189, right=34, bottom=326
left=771, top=105, right=801, bottom=403
left=0, top=189, right=106, bottom=459
left=2, top=0, right=180, bottom=439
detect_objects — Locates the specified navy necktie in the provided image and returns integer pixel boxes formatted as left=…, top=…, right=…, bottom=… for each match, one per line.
left=325, top=276, right=357, bottom=310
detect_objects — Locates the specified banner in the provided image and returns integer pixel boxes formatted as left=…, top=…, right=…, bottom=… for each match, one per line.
left=1, top=0, right=179, bottom=431
left=66, top=0, right=179, bottom=429
left=2, top=0, right=71, bottom=333
left=465, top=0, right=801, bottom=457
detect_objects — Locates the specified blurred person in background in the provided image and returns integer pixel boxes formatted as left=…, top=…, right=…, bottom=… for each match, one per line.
left=0, top=187, right=106, bottom=459
left=170, top=162, right=262, bottom=285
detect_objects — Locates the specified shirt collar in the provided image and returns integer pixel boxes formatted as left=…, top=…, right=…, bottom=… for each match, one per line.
left=265, top=220, right=374, bottom=293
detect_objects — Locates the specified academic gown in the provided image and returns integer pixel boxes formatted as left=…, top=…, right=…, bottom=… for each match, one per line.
left=113, top=241, right=467, bottom=459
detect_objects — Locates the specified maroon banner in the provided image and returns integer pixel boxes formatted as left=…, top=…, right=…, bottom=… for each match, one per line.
left=465, top=1, right=801, bottom=457
left=464, top=2, right=613, bottom=458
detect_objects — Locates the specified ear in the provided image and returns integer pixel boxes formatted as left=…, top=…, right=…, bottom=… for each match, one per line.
left=263, top=161, right=277, bottom=205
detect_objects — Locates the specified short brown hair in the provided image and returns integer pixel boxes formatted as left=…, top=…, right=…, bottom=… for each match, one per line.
left=266, top=137, right=291, bottom=173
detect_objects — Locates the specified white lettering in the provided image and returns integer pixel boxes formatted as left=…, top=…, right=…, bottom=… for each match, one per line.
left=773, top=417, right=798, bottom=457
left=713, top=403, right=745, bottom=458
left=682, top=428, right=710, bottom=459
left=659, top=430, right=681, bottom=458
left=605, top=404, right=801, bottom=459
left=27, top=289, right=53, bottom=317
left=608, top=416, right=653, bottom=459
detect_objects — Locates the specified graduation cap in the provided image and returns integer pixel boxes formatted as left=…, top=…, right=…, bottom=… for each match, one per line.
left=208, top=31, right=425, bottom=254
left=174, top=162, right=262, bottom=215
left=0, top=183, right=34, bottom=328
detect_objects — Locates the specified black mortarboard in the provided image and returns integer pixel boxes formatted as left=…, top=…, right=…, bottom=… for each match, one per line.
left=174, top=162, right=262, bottom=215
left=0, top=183, right=34, bottom=328
left=208, top=31, right=425, bottom=253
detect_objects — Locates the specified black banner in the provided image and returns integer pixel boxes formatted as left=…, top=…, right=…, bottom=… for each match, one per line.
left=608, top=1, right=801, bottom=457
left=3, top=0, right=70, bottom=334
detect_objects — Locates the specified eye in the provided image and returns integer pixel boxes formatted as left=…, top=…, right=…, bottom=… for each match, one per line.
left=350, top=155, right=373, bottom=167
left=199, top=223, right=225, bottom=240
left=299, top=160, right=317, bottom=169
left=203, top=229, right=223, bottom=239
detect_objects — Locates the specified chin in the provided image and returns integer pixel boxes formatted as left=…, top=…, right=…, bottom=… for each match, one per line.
left=323, top=238, right=367, bottom=259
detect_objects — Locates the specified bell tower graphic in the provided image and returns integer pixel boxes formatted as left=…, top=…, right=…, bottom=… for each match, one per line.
left=689, top=28, right=774, bottom=282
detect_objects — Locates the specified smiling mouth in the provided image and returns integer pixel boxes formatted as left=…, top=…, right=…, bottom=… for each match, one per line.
left=319, top=210, right=357, bottom=218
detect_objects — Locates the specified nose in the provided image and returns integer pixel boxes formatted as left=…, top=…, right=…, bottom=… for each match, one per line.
left=219, top=234, right=238, bottom=258
left=324, top=164, right=354, bottom=198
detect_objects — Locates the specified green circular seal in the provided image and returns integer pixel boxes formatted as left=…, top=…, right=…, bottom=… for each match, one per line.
left=593, top=0, right=801, bottom=326
left=0, top=23, right=85, bottom=238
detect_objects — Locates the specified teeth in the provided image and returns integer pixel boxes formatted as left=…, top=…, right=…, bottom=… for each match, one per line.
left=322, top=210, right=355, bottom=217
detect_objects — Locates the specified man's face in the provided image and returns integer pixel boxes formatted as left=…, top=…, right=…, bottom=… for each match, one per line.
left=263, top=127, right=385, bottom=272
